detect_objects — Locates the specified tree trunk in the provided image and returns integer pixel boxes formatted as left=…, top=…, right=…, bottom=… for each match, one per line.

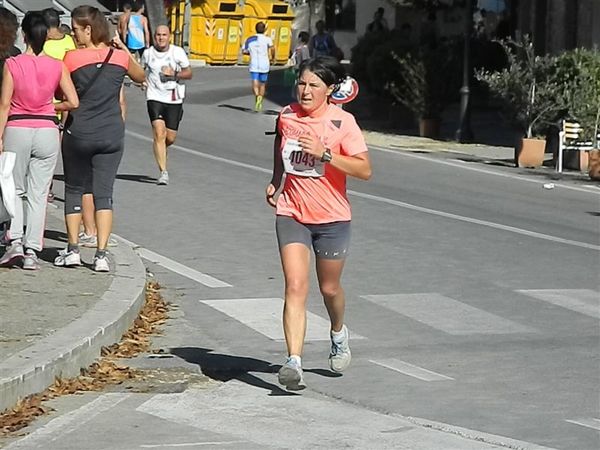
left=145, top=0, right=167, bottom=36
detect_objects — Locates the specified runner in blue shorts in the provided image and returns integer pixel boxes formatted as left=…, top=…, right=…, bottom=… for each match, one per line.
left=242, top=22, right=275, bottom=112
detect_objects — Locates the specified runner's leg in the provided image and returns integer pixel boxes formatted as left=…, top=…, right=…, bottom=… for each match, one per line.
left=280, top=243, right=311, bottom=357
left=316, top=258, right=346, bottom=332
left=152, top=120, right=168, bottom=172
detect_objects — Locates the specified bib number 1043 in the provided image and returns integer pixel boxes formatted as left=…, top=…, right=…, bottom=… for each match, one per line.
left=282, top=139, right=324, bottom=177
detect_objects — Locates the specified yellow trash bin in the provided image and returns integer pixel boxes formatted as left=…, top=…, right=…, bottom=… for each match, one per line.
left=184, top=0, right=243, bottom=65
left=241, top=0, right=294, bottom=66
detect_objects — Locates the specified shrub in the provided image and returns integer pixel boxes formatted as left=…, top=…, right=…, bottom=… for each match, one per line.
left=386, top=39, right=462, bottom=121
left=475, top=37, right=568, bottom=139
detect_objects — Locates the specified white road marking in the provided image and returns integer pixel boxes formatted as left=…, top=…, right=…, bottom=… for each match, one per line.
left=5, top=394, right=131, bottom=449
left=369, top=358, right=454, bottom=381
left=199, top=298, right=365, bottom=341
left=363, top=293, right=535, bottom=335
left=348, top=190, right=600, bottom=251
left=370, top=144, right=600, bottom=195
left=140, top=442, right=246, bottom=448
left=126, top=130, right=600, bottom=252
left=565, top=417, right=600, bottom=431
left=517, top=289, right=600, bottom=319
left=114, top=234, right=232, bottom=288
left=136, top=381, right=522, bottom=449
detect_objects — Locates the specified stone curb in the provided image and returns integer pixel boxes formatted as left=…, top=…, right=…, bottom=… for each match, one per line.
left=0, top=207, right=147, bottom=412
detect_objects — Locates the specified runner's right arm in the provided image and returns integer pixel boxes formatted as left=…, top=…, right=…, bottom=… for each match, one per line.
left=266, top=132, right=284, bottom=207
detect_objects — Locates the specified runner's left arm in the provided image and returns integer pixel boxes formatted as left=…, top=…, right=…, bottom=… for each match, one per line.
left=0, top=65, right=13, bottom=153
left=175, top=49, right=192, bottom=80
left=143, top=16, right=150, bottom=48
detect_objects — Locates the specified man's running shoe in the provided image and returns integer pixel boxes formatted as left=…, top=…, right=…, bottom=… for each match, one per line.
left=22, top=249, right=40, bottom=271
left=54, top=249, right=81, bottom=267
left=255, top=95, right=263, bottom=112
left=92, top=255, right=110, bottom=272
left=278, top=357, right=306, bottom=391
left=0, top=241, right=24, bottom=266
left=157, top=171, right=169, bottom=185
left=329, top=324, right=351, bottom=373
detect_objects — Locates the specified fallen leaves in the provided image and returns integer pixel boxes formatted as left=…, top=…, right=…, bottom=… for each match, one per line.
left=0, top=281, right=170, bottom=435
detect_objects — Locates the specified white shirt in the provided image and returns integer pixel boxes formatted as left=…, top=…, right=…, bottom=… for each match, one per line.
left=141, top=45, right=190, bottom=104
left=243, top=34, right=273, bottom=73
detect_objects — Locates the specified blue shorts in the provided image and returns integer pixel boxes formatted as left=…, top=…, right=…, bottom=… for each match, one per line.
left=250, top=72, right=269, bottom=83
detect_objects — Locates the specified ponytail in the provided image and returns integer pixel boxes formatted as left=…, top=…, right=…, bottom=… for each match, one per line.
left=22, top=11, right=48, bottom=55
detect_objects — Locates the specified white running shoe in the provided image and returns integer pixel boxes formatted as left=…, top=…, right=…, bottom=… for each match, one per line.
left=92, top=255, right=110, bottom=272
left=278, top=357, right=306, bottom=391
left=0, top=241, right=24, bottom=266
left=54, top=249, right=81, bottom=267
left=22, top=249, right=40, bottom=271
left=329, top=325, right=351, bottom=373
left=157, top=171, right=169, bottom=185
left=78, top=232, right=118, bottom=248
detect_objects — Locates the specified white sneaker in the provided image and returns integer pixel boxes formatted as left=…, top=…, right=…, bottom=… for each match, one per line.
left=92, top=255, right=110, bottom=272
left=0, top=241, right=24, bottom=266
left=54, top=249, right=81, bottom=267
left=78, top=232, right=118, bottom=248
left=329, top=325, right=351, bottom=373
left=278, top=357, right=306, bottom=391
left=157, top=171, right=169, bottom=185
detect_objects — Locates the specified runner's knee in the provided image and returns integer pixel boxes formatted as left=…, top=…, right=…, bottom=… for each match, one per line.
left=284, top=278, right=309, bottom=300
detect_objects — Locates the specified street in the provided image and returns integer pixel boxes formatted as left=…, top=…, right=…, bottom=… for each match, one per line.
left=3, top=66, right=599, bottom=450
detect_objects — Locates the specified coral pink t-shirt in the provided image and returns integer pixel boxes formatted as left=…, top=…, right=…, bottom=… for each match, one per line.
left=276, top=103, right=368, bottom=224
left=5, top=54, right=62, bottom=128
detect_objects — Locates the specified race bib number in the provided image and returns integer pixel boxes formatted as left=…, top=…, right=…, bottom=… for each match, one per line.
left=282, top=139, right=324, bottom=177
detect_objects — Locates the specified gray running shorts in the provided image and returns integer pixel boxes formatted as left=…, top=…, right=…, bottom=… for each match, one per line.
left=275, top=215, right=351, bottom=260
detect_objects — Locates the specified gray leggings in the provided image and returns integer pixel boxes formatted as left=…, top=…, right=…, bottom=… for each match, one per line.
left=62, top=132, right=124, bottom=214
left=4, top=127, right=59, bottom=251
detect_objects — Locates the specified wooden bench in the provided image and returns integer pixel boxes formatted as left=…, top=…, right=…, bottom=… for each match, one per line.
left=557, top=120, right=599, bottom=172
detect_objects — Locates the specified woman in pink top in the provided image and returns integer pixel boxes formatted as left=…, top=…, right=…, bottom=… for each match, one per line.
left=0, top=11, right=78, bottom=270
left=265, top=56, right=372, bottom=390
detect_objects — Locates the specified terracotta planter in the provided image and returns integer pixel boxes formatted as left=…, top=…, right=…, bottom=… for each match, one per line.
left=515, top=138, right=546, bottom=168
left=562, top=149, right=590, bottom=172
left=419, top=118, right=440, bottom=139
left=589, top=150, right=600, bottom=180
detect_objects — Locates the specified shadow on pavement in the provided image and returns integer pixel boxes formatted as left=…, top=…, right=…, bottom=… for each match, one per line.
left=171, top=347, right=341, bottom=395
left=116, top=174, right=157, bottom=184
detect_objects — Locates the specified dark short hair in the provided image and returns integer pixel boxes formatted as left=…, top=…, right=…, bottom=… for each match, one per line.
left=71, top=5, right=110, bottom=45
left=22, top=11, right=48, bottom=55
left=298, top=56, right=346, bottom=93
left=255, top=21, right=265, bottom=33
left=0, top=7, right=18, bottom=58
left=42, top=8, right=61, bottom=28
left=298, top=31, right=309, bottom=43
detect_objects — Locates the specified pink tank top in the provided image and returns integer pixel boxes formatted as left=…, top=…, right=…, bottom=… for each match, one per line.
left=6, top=54, right=62, bottom=128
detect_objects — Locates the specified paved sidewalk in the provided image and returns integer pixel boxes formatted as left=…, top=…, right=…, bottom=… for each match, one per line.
left=0, top=206, right=146, bottom=412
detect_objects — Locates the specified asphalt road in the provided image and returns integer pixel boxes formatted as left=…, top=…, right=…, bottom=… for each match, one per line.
left=3, top=67, right=598, bottom=450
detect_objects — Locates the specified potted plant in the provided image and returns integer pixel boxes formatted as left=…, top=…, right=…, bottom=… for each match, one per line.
left=476, top=37, right=566, bottom=168
left=563, top=49, right=600, bottom=176
left=386, top=41, right=461, bottom=138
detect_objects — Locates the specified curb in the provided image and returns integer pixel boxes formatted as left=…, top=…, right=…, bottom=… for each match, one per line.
left=0, top=208, right=147, bottom=412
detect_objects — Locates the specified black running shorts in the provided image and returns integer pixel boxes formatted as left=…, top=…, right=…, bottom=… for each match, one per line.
left=147, top=100, right=184, bottom=131
left=275, top=215, right=351, bottom=260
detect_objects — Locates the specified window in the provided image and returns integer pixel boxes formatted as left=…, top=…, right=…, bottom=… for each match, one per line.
left=326, top=0, right=356, bottom=31
left=478, top=0, right=506, bottom=13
